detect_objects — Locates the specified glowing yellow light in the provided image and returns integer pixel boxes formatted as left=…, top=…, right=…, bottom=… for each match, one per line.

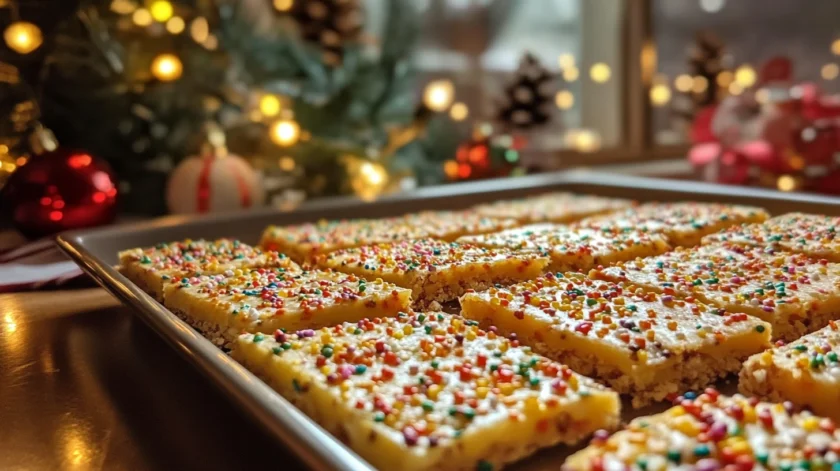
left=560, top=66, right=578, bottom=82
left=650, top=84, right=672, bottom=107
left=754, top=88, right=770, bottom=104
left=203, top=34, right=218, bottom=50
left=735, top=65, right=757, bottom=88
left=279, top=156, right=295, bottom=171
left=273, top=0, right=294, bottom=11
left=110, top=0, right=137, bottom=14
left=4, top=314, right=16, bottom=333
left=557, top=54, right=575, bottom=69
left=554, top=90, right=574, bottom=110
left=190, top=17, right=209, bottom=43
left=166, top=16, right=185, bottom=34
left=150, top=0, right=173, bottom=22
left=716, top=70, right=734, bottom=87
left=674, top=74, right=693, bottom=92
left=821, top=63, right=839, bottom=81
left=360, top=162, right=385, bottom=186
left=589, top=63, right=611, bottom=83
left=443, top=160, right=459, bottom=179
left=132, top=8, right=153, bottom=26
left=3, top=21, right=43, bottom=54
left=449, top=102, right=469, bottom=121
left=150, top=53, right=183, bottom=81
left=692, top=76, right=709, bottom=94
left=569, top=129, right=601, bottom=153
left=423, top=79, right=454, bottom=112
left=832, top=39, right=840, bottom=56
left=777, top=175, right=796, bottom=192
left=271, top=119, right=301, bottom=146
left=260, top=95, right=282, bottom=117
left=729, top=82, right=744, bottom=96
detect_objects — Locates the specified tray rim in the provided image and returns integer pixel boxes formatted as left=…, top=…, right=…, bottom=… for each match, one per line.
left=55, top=170, right=840, bottom=471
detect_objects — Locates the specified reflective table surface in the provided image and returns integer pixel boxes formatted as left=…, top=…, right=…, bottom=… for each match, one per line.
left=0, top=289, right=306, bottom=470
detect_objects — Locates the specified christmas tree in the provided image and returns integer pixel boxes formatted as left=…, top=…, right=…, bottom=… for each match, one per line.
left=672, top=31, right=729, bottom=124
left=1, top=0, right=450, bottom=214
left=497, top=52, right=555, bottom=130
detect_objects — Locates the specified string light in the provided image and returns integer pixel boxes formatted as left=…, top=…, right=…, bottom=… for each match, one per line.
left=3, top=21, right=43, bottom=54
left=271, top=119, right=301, bottom=146
left=729, top=82, right=744, bottom=96
left=832, top=39, right=840, bottom=56
left=203, top=34, right=218, bottom=50
left=279, top=156, right=295, bottom=171
left=557, top=54, right=575, bottom=69
left=699, top=0, right=725, bottom=13
left=166, top=16, right=185, bottom=34
left=190, top=17, right=209, bottom=43
left=777, top=175, right=796, bottom=192
left=692, top=76, right=709, bottom=94
left=150, top=53, right=183, bottom=81
left=735, top=65, right=757, bottom=88
left=566, top=129, right=601, bottom=153
left=674, top=74, right=693, bottom=92
left=562, top=66, right=579, bottom=82
left=821, top=63, right=839, bottom=81
left=755, top=88, right=770, bottom=104
left=449, top=102, right=469, bottom=121
left=260, top=95, right=282, bottom=117
left=716, top=70, right=734, bottom=87
left=554, top=90, right=574, bottom=109
left=110, top=0, right=137, bottom=14
left=589, top=63, right=611, bottom=83
left=273, top=0, right=294, bottom=11
left=132, top=8, right=153, bottom=26
left=422, top=79, right=454, bottom=112
left=149, top=0, right=174, bottom=22
left=650, top=83, right=671, bottom=106
left=443, top=160, right=459, bottom=179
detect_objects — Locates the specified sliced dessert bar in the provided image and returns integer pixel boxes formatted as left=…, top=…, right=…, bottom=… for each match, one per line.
left=564, top=390, right=840, bottom=471
left=118, top=238, right=299, bottom=301
left=703, top=212, right=840, bottom=261
left=740, top=320, right=840, bottom=421
left=316, top=238, right=549, bottom=308
left=473, top=193, right=632, bottom=224
left=577, top=201, right=768, bottom=247
left=233, top=312, right=621, bottom=471
left=163, top=268, right=411, bottom=346
left=592, top=243, right=840, bottom=341
left=460, top=272, right=771, bottom=407
left=459, top=225, right=670, bottom=273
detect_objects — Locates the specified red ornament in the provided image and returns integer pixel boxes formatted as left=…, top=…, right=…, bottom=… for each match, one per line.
left=2, top=148, right=118, bottom=239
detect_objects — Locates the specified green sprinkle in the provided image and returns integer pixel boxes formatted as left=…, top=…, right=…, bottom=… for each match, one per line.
left=636, top=458, right=648, bottom=471
left=529, top=377, right=540, bottom=387
left=422, top=400, right=434, bottom=411
left=798, top=460, right=811, bottom=470
left=795, top=345, right=808, bottom=352
left=140, top=255, right=151, bottom=264
left=373, top=412, right=385, bottom=422
left=292, top=379, right=301, bottom=392
left=418, top=314, right=426, bottom=323
left=828, top=352, right=838, bottom=363
left=755, top=325, right=766, bottom=333
left=253, top=333, right=265, bottom=343
left=272, top=347, right=282, bottom=355
left=321, top=346, right=333, bottom=358
left=693, top=444, right=710, bottom=457
left=666, top=450, right=681, bottom=464
left=431, top=360, right=439, bottom=369
left=281, top=342, right=292, bottom=350
left=477, top=461, right=493, bottom=471
left=811, top=354, right=825, bottom=369
left=354, top=328, right=363, bottom=335
left=756, top=451, right=769, bottom=465
left=355, top=364, right=367, bottom=375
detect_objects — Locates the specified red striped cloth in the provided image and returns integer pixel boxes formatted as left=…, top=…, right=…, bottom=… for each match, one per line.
left=0, top=232, right=87, bottom=292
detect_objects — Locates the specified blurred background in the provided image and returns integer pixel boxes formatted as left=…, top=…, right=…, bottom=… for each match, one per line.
left=1, top=0, right=839, bottom=235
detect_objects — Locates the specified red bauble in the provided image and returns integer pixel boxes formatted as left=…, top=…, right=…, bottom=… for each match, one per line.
left=2, top=148, right=118, bottom=239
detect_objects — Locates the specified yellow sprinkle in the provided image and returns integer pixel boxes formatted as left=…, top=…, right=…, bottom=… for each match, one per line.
left=476, top=387, right=489, bottom=399
left=802, top=417, right=819, bottom=432
left=340, top=380, right=352, bottom=391
left=672, top=416, right=699, bottom=436
left=393, top=331, right=404, bottom=340
left=743, top=406, right=756, bottom=423
left=500, top=342, right=509, bottom=352
left=500, top=383, right=515, bottom=396
left=403, top=325, right=413, bottom=335
left=637, top=350, right=648, bottom=363
left=320, top=365, right=331, bottom=375
left=393, top=401, right=404, bottom=410
left=466, top=330, right=477, bottom=341
left=646, top=330, right=655, bottom=341
left=427, top=384, right=441, bottom=400
left=568, top=375, right=579, bottom=390
left=385, top=414, right=397, bottom=426
left=669, top=406, right=686, bottom=417
left=291, top=341, right=302, bottom=350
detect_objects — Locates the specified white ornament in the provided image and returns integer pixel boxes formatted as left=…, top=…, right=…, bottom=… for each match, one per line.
left=166, top=153, right=266, bottom=214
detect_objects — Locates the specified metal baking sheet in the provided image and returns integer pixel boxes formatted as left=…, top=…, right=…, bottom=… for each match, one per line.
left=56, top=170, right=840, bottom=471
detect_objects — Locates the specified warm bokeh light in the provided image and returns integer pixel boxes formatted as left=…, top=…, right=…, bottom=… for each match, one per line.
left=3, top=21, right=43, bottom=54
left=271, top=119, right=301, bottom=146
left=735, top=65, right=757, bottom=88
left=755, top=88, right=770, bottom=104
left=132, top=8, right=153, bottom=26
left=821, top=63, right=839, bottom=81
left=150, top=53, right=183, bottom=81
left=149, top=0, right=174, bottom=22
left=273, top=0, right=294, bottom=11
left=589, top=63, right=611, bottom=83
left=777, top=175, right=796, bottom=192
left=203, top=34, right=218, bottom=50
left=650, top=83, right=672, bottom=106
left=729, top=82, right=744, bottom=96
left=110, top=0, right=137, bottom=14
left=562, top=66, right=579, bottom=82
left=716, top=70, right=734, bottom=87
left=449, top=102, right=469, bottom=121
left=567, top=129, right=601, bottom=153
left=674, top=74, right=693, bottom=92
left=557, top=54, right=575, bottom=69
left=422, top=79, right=455, bottom=112
left=190, top=17, right=209, bottom=43
left=260, top=95, right=282, bottom=117
left=166, top=16, right=185, bottom=34
left=832, top=39, right=840, bottom=56
left=699, top=0, right=725, bottom=13
left=554, top=90, right=574, bottom=110
left=692, top=76, right=709, bottom=94
left=443, top=160, right=459, bottom=179
left=279, top=156, right=295, bottom=171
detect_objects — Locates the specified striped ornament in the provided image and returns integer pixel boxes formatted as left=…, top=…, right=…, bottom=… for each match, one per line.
left=166, top=154, right=265, bottom=214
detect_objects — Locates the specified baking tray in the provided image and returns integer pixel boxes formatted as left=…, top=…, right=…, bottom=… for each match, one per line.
left=56, top=170, right=840, bottom=471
